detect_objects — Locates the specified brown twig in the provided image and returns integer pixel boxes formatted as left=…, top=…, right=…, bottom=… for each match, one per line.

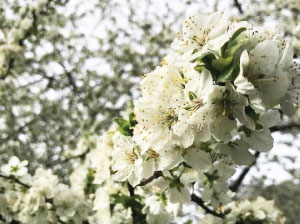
left=45, top=148, right=91, bottom=168
left=191, top=194, right=224, bottom=218
left=233, top=0, right=244, bottom=14
left=270, top=123, right=300, bottom=133
left=229, top=151, right=260, bottom=192
left=127, top=182, right=139, bottom=224
left=0, top=174, right=30, bottom=188
left=135, top=171, right=163, bottom=187
left=229, top=123, right=300, bottom=192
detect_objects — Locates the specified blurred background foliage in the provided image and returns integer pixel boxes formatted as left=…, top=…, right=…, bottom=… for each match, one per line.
left=0, top=0, right=299, bottom=223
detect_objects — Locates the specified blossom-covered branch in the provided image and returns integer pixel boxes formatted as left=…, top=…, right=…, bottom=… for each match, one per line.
left=0, top=0, right=52, bottom=79
left=0, top=9, right=296, bottom=223
left=199, top=197, right=286, bottom=223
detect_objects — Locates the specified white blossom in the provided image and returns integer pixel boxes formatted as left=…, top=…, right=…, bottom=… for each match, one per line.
left=1, top=156, right=28, bottom=177
left=112, top=133, right=143, bottom=186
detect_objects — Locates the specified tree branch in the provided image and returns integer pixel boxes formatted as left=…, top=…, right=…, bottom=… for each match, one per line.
left=135, top=171, right=163, bottom=187
left=191, top=194, right=224, bottom=218
left=233, top=0, right=244, bottom=14
left=228, top=123, right=300, bottom=192
left=229, top=151, right=260, bottom=192
left=127, top=182, right=139, bottom=224
left=0, top=174, right=30, bottom=188
left=59, top=62, right=80, bottom=95
left=270, top=123, right=300, bottom=133
left=45, top=148, right=91, bottom=168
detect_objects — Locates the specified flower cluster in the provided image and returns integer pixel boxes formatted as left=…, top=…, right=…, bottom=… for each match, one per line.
left=0, top=10, right=295, bottom=224
left=200, top=197, right=286, bottom=224
left=0, top=130, right=287, bottom=223
left=0, top=128, right=139, bottom=223
left=0, top=157, right=91, bottom=223
left=112, top=10, right=299, bottom=210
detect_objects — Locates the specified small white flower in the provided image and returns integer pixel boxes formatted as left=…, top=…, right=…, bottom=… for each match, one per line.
left=223, top=197, right=286, bottom=224
left=112, top=133, right=143, bottom=186
left=281, top=61, right=300, bottom=115
left=217, top=139, right=254, bottom=165
left=139, top=147, right=183, bottom=179
left=53, top=184, right=78, bottom=219
left=32, top=168, right=58, bottom=199
left=172, top=11, right=229, bottom=55
left=1, top=156, right=28, bottom=177
left=21, top=188, right=45, bottom=215
left=147, top=212, right=172, bottom=224
left=235, top=39, right=291, bottom=110
left=145, top=195, right=165, bottom=215
left=199, top=160, right=235, bottom=207
left=152, top=176, right=191, bottom=205
left=5, top=190, right=23, bottom=212
left=243, top=110, right=280, bottom=152
left=182, top=144, right=211, bottom=171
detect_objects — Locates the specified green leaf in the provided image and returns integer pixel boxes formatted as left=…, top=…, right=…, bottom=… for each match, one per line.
left=84, top=169, right=98, bottom=195
left=129, top=100, right=134, bottom=110
left=217, top=63, right=240, bottom=82
left=231, top=27, right=247, bottom=42
left=255, top=123, right=264, bottom=130
left=200, top=52, right=217, bottom=64
left=221, top=27, right=248, bottom=58
left=245, top=106, right=260, bottom=121
left=193, top=52, right=216, bottom=64
left=114, top=117, right=129, bottom=127
left=129, top=112, right=137, bottom=127
left=114, top=117, right=132, bottom=136
left=225, top=34, right=249, bottom=57
left=194, top=53, right=219, bottom=82
left=184, top=220, right=193, bottom=224
left=238, top=126, right=252, bottom=137
left=212, top=56, right=233, bottom=72
left=194, top=64, right=204, bottom=72
left=110, top=193, right=147, bottom=224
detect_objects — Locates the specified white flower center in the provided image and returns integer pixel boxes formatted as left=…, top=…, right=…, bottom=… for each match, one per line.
left=162, top=109, right=178, bottom=129
left=147, top=149, right=159, bottom=159
left=125, top=152, right=137, bottom=164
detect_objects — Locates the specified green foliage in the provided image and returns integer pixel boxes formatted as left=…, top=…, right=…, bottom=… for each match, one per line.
left=114, top=111, right=137, bottom=136
left=221, top=28, right=248, bottom=58
left=245, top=106, right=260, bottom=121
left=238, top=126, right=252, bottom=137
left=114, top=117, right=133, bottom=136
left=84, top=168, right=98, bottom=196
left=194, top=52, right=218, bottom=81
left=204, top=169, right=220, bottom=188
left=194, top=28, right=249, bottom=84
left=110, top=192, right=147, bottom=224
